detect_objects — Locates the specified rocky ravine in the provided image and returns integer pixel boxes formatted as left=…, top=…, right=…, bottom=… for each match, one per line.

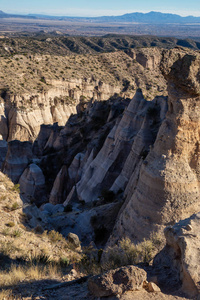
left=0, top=47, right=167, bottom=142
left=0, top=46, right=200, bottom=254
left=0, top=46, right=200, bottom=298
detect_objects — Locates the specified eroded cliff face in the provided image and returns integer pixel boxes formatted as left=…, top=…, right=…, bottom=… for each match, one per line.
left=109, top=49, right=200, bottom=244
left=0, top=78, right=121, bottom=142
left=75, top=90, right=166, bottom=203
left=153, top=213, right=200, bottom=297
left=1, top=47, right=199, bottom=250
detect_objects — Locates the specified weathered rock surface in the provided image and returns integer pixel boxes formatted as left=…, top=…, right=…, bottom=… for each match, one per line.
left=46, top=201, right=122, bottom=246
left=0, top=138, right=8, bottom=169
left=147, top=282, right=161, bottom=293
left=2, top=47, right=200, bottom=264
left=126, top=47, right=162, bottom=70
left=19, top=163, right=46, bottom=205
left=109, top=48, right=200, bottom=244
left=67, top=232, right=81, bottom=249
left=153, top=213, right=200, bottom=297
left=2, top=140, right=33, bottom=183
left=76, top=89, right=166, bottom=203
left=0, top=102, right=8, bottom=140
left=88, top=265, right=147, bottom=297
left=0, top=78, right=121, bottom=142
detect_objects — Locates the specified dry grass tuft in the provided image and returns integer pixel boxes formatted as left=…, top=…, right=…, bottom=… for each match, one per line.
left=102, top=234, right=164, bottom=271
left=0, top=264, right=61, bottom=288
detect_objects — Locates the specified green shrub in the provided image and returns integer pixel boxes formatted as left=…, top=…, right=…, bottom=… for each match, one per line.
left=103, top=234, right=163, bottom=270
left=11, top=184, right=20, bottom=193
left=48, top=230, right=65, bottom=243
left=12, top=229, right=22, bottom=238
left=59, top=257, right=70, bottom=267
left=11, top=202, right=20, bottom=211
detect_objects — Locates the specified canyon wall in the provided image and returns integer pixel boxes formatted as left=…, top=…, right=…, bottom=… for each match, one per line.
left=1, top=47, right=200, bottom=250
left=0, top=78, right=121, bottom=142
left=109, top=49, right=200, bottom=243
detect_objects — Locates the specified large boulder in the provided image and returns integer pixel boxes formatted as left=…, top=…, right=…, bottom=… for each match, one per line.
left=19, top=163, right=46, bottom=206
left=88, top=265, right=147, bottom=297
left=154, top=213, right=200, bottom=297
left=67, top=232, right=81, bottom=249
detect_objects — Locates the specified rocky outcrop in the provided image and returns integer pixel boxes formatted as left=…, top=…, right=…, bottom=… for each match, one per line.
left=108, top=48, right=200, bottom=244
left=0, top=78, right=121, bottom=142
left=126, top=47, right=162, bottom=70
left=2, top=47, right=200, bottom=257
left=67, top=232, right=81, bottom=249
left=0, top=138, right=7, bottom=169
left=0, top=101, right=8, bottom=140
left=88, top=265, right=147, bottom=297
left=154, top=213, right=200, bottom=297
left=19, top=163, right=46, bottom=205
left=47, top=201, right=122, bottom=246
left=75, top=90, right=166, bottom=203
left=49, top=166, right=68, bottom=204
left=2, top=140, right=33, bottom=183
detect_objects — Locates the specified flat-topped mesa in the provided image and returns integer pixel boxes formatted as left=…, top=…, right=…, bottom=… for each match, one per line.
left=110, top=49, right=200, bottom=243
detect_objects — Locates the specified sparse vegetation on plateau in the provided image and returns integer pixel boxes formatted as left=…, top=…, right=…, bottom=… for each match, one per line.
left=0, top=48, right=167, bottom=100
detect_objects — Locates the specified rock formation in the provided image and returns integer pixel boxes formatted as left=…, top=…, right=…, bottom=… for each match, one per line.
left=0, top=78, right=121, bottom=142
left=19, top=163, right=46, bottom=205
left=2, top=140, right=33, bottom=183
left=88, top=265, right=147, bottom=297
left=75, top=90, right=166, bottom=203
left=109, top=48, right=200, bottom=244
left=154, top=213, right=200, bottom=297
left=0, top=138, right=7, bottom=169
left=1, top=46, right=200, bottom=255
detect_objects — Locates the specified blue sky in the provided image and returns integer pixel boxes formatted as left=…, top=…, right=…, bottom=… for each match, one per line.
left=0, top=0, right=200, bottom=17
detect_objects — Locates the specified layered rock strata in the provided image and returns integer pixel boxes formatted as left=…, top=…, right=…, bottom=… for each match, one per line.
left=109, top=49, right=200, bottom=243
left=75, top=90, right=166, bottom=203
left=0, top=78, right=121, bottom=142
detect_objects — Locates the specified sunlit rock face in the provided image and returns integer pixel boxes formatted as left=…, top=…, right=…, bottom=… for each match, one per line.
left=0, top=78, right=120, bottom=142
left=154, top=213, right=200, bottom=297
left=109, top=49, right=200, bottom=244
left=75, top=89, right=166, bottom=203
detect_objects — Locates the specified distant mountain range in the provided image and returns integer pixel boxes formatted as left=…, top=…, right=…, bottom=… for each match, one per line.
left=1, top=10, right=200, bottom=24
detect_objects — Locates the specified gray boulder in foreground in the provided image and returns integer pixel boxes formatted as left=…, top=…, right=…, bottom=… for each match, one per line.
left=88, top=265, right=147, bottom=297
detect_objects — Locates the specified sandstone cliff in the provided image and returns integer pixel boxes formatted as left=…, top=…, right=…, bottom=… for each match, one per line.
left=1, top=78, right=121, bottom=142
left=0, top=48, right=166, bottom=142
left=2, top=47, right=200, bottom=251
left=154, top=213, right=200, bottom=297
left=75, top=89, right=166, bottom=203
left=109, top=48, right=200, bottom=244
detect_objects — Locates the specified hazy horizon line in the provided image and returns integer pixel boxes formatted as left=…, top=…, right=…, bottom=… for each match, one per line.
left=2, top=9, right=200, bottom=18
